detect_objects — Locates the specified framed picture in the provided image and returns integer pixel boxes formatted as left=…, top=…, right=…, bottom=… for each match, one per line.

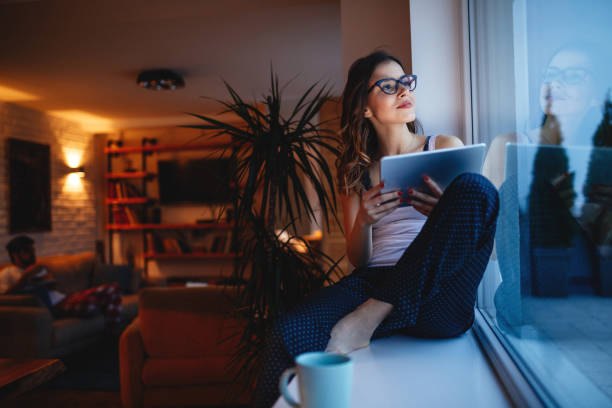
left=8, top=138, right=51, bottom=233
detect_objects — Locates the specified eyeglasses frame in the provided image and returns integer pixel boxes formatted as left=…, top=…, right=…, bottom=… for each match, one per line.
left=541, top=67, right=591, bottom=86
left=368, top=74, right=418, bottom=95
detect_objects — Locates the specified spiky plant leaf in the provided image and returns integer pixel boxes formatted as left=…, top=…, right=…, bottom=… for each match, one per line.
left=183, top=69, right=343, bottom=393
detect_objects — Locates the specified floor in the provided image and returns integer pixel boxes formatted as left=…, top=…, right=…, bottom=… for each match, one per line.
left=4, top=389, right=122, bottom=408
left=3, top=333, right=122, bottom=408
left=273, top=330, right=512, bottom=408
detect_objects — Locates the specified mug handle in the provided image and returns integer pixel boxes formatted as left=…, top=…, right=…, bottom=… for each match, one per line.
left=279, top=367, right=300, bottom=407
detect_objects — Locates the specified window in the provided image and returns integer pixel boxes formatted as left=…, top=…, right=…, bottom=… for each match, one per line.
left=470, top=0, right=612, bottom=406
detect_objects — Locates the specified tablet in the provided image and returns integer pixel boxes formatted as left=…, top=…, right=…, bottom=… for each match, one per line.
left=505, top=143, right=612, bottom=213
left=380, top=143, right=486, bottom=205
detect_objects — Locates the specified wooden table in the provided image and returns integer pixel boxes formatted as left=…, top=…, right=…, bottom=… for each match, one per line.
left=0, top=359, right=66, bottom=400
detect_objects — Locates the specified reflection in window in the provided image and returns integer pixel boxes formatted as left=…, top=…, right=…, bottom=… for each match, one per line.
left=472, top=0, right=612, bottom=406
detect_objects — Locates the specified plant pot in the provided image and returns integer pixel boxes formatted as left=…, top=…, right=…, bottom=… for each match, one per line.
left=597, top=245, right=612, bottom=297
left=531, top=247, right=570, bottom=297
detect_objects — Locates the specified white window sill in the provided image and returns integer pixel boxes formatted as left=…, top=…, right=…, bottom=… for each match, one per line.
left=274, top=325, right=512, bottom=408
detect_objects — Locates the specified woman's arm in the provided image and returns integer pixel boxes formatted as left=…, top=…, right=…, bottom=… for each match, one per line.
left=342, top=192, right=372, bottom=267
left=342, top=182, right=401, bottom=268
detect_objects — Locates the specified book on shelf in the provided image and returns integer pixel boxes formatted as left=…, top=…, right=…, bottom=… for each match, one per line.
left=110, top=206, right=140, bottom=224
left=124, top=207, right=138, bottom=224
left=146, top=232, right=165, bottom=253
left=211, top=234, right=227, bottom=253
left=175, top=238, right=192, bottom=253
left=162, top=237, right=182, bottom=253
left=153, top=235, right=194, bottom=255
left=108, top=182, right=117, bottom=199
left=107, top=180, right=144, bottom=199
left=111, top=206, right=128, bottom=224
left=123, top=181, right=142, bottom=198
left=223, top=230, right=232, bottom=253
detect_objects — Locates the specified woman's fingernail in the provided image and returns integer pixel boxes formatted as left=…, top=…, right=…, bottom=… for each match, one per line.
left=408, top=189, right=414, bottom=195
left=381, top=182, right=385, bottom=188
left=424, top=176, right=430, bottom=181
left=398, top=191, right=403, bottom=196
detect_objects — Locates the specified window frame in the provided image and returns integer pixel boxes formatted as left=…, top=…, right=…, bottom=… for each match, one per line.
left=464, top=0, right=549, bottom=406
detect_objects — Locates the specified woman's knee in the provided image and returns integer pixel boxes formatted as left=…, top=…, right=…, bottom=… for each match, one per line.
left=446, top=173, right=499, bottom=214
left=416, top=312, right=475, bottom=339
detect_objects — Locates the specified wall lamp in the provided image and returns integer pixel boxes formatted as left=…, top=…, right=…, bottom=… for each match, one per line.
left=70, top=166, right=86, bottom=178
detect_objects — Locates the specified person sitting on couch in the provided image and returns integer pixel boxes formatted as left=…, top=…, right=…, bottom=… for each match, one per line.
left=0, top=235, right=123, bottom=326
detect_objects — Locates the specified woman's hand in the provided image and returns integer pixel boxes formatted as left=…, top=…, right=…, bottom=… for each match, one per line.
left=405, top=176, right=443, bottom=216
left=356, top=182, right=401, bottom=226
left=550, top=171, right=576, bottom=210
left=588, top=184, right=612, bottom=209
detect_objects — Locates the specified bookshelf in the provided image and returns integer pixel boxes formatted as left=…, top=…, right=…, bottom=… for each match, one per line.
left=105, top=137, right=235, bottom=276
left=106, top=222, right=234, bottom=230
left=105, top=171, right=155, bottom=179
left=144, top=252, right=237, bottom=260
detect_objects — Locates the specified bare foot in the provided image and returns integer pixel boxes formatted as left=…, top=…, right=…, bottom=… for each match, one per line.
left=325, top=298, right=393, bottom=355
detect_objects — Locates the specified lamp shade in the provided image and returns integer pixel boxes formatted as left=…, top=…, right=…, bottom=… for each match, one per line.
left=137, top=69, right=185, bottom=90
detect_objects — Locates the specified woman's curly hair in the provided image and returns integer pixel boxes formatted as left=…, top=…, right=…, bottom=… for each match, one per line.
left=336, top=51, right=422, bottom=195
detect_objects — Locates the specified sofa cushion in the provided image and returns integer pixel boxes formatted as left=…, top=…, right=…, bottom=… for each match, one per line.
left=0, top=294, right=42, bottom=307
left=38, top=252, right=96, bottom=295
left=142, top=356, right=236, bottom=387
left=138, top=287, right=243, bottom=358
left=52, top=315, right=105, bottom=347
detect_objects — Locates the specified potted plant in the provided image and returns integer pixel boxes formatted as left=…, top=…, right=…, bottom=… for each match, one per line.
left=184, top=71, right=343, bottom=389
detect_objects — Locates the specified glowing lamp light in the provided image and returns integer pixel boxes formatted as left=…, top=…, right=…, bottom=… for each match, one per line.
left=63, top=147, right=86, bottom=192
left=0, top=84, right=39, bottom=101
left=65, top=150, right=82, bottom=169
left=65, top=168, right=85, bottom=192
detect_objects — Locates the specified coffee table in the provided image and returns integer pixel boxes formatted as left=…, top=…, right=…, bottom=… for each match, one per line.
left=0, top=358, right=66, bottom=400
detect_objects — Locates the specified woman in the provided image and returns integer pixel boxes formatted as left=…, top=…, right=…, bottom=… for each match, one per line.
left=483, top=43, right=610, bottom=188
left=486, top=44, right=611, bottom=302
left=254, top=51, right=499, bottom=407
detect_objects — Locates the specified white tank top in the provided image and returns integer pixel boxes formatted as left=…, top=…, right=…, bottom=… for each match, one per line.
left=368, top=135, right=437, bottom=267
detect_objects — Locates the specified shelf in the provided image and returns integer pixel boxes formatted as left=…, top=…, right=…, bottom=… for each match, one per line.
left=105, top=172, right=156, bottom=179
left=105, top=141, right=233, bottom=154
left=105, top=136, right=236, bottom=275
left=106, top=198, right=149, bottom=204
left=107, top=222, right=234, bottom=230
left=144, top=252, right=237, bottom=260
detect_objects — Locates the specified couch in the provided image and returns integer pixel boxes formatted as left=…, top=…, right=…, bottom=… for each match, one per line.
left=119, top=286, right=251, bottom=408
left=0, top=251, right=140, bottom=358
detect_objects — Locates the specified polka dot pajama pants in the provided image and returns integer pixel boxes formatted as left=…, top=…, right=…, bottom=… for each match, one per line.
left=54, top=282, right=123, bottom=326
left=254, top=173, right=500, bottom=407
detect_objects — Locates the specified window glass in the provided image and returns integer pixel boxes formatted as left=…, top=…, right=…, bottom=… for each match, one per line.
left=472, top=0, right=612, bottom=406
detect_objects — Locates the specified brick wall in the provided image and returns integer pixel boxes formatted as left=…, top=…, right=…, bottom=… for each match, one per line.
left=0, top=102, right=96, bottom=263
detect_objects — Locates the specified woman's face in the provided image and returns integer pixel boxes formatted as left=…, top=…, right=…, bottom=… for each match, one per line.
left=364, top=60, right=416, bottom=126
left=539, top=49, right=598, bottom=117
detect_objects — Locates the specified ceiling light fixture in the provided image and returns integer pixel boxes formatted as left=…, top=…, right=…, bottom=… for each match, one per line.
left=137, top=69, right=185, bottom=90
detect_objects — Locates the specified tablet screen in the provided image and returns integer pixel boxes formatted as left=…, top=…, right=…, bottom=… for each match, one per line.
left=380, top=144, right=486, bottom=206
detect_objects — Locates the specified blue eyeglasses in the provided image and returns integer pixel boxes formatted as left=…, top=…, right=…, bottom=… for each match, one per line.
left=542, top=67, right=590, bottom=86
left=368, top=74, right=417, bottom=95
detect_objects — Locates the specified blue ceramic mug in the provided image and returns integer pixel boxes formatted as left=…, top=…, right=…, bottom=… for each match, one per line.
left=278, top=351, right=354, bottom=408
